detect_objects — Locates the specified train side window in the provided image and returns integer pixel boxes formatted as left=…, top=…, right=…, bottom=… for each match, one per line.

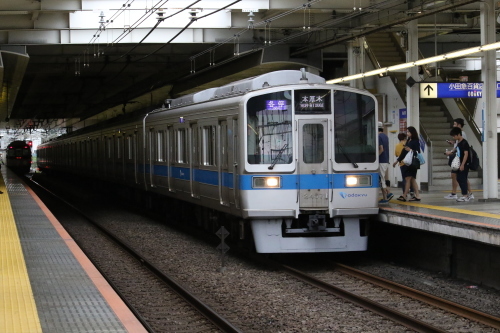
left=157, top=131, right=164, bottom=162
left=177, top=128, right=188, bottom=163
left=87, top=140, right=92, bottom=165
left=106, top=137, right=112, bottom=159
left=116, top=136, right=122, bottom=159
left=127, top=136, right=132, bottom=160
left=202, top=125, right=216, bottom=166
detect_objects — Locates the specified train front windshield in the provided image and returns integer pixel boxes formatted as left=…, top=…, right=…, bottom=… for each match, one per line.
left=333, top=91, right=376, bottom=164
left=7, top=146, right=31, bottom=158
left=246, top=90, right=293, bottom=165
left=246, top=88, right=376, bottom=166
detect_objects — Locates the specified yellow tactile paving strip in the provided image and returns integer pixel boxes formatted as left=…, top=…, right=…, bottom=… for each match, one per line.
left=0, top=174, right=42, bottom=333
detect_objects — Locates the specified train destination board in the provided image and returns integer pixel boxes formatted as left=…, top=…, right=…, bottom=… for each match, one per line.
left=420, top=82, right=500, bottom=98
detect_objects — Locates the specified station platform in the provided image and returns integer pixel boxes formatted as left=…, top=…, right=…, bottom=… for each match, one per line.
left=0, top=168, right=147, bottom=333
left=378, top=184, right=500, bottom=247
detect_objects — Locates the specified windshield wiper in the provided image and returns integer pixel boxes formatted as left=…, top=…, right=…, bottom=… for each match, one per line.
left=337, top=142, right=358, bottom=168
left=268, top=143, right=288, bottom=170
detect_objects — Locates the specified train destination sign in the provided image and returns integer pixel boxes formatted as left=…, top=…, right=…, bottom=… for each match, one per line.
left=266, top=100, right=288, bottom=110
left=420, top=82, right=500, bottom=98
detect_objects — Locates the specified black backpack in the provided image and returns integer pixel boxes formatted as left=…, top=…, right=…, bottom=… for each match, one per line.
left=468, top=145, right=480, bottom=171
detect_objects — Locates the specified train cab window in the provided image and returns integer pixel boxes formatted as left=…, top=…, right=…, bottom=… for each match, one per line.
left=202, top=126, right=216, bottom=166
left=246, top=91, right=293, bottom=165
left=333, top=91, right=376, bottom=164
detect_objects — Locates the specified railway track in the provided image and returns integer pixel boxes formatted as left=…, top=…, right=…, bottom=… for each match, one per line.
left=27, top=172, right=500, bottom=332
left=29, top=177, right=242, bottom=333
left=277, top=260, right=500, bottom=333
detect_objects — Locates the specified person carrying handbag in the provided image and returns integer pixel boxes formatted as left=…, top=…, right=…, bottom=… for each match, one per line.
left=392, top=126, right=421, bottom=202
left=444, top=118, right=473, bottom=200
left=449, top=127, right=472, bottom=202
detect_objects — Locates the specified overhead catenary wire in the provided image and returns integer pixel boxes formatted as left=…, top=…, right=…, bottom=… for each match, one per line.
left=134, top=0, right=242, bottom=62
left=189, top=0, right=407, bottom=63
left=114, top=0, right=203, bottom=61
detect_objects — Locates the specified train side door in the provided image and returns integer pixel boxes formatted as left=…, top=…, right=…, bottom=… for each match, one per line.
left=219, top=120, right=230, bottom=206
left=232, top=118, right=240, bottom=208
left=132, top=133, right=139, bottom=184
left=297, top=119, right=329, bottom=210
left=190, top=123, right=200, bottom=198
left=166, top=126, right=175, bottom=192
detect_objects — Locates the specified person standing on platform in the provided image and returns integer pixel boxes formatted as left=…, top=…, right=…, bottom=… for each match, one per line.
left=378, top=122, right=393, bottom=204
left=444, top=118, right=473, bottom=199
left=449, top=127, right=471, bottom=202
left=393, top=126, right=421, bottom=202
left=394, top=133, right=408, bottom=195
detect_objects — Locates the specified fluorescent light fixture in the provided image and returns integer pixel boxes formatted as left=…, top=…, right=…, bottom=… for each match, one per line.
left=365, top=68, right=387, bottom=76
left=347, top=73, right=364, bottom=80
left=481, top=42, right=500, bottom=51
left=446, top=47, right=481, bottom=59
left=327, top=41, right=500, bottom=84
left=414, top=55, right=446, bottom=66
left=388, top=63, right=414, bottom=71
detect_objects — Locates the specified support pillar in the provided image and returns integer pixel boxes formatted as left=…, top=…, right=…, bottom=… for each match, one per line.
left=406, top=20, right=421, bottom=187
left=480, top=0, right=498, bottom=200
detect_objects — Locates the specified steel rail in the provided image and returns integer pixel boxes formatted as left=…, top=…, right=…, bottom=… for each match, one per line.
left=332, top=262, right=500, bottom=330
left=29, top=178, right=243, bottom=333
left=280, top=264, right=449, bottom=333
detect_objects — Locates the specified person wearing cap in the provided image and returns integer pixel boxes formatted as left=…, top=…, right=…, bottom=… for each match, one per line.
left=378, top=122, right=393, bottom=204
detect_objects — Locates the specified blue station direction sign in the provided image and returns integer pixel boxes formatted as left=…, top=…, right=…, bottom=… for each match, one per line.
left=419, top=82, right=500, bottom=98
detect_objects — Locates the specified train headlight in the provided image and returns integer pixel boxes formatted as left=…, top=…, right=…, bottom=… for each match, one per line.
left=345, top=175, right=371, bottom=187
left=252, top=176, right=281, bottom=188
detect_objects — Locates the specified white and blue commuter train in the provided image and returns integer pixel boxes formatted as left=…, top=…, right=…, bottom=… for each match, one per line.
left=37, top=70, right=379, bottom=253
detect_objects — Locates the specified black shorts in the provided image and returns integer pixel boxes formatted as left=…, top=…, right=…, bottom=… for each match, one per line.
left=401, top=165, right=417, bottom=179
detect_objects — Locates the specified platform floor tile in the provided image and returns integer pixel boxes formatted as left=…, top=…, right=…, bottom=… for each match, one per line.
left=0, top=173, right=43, bottom=333
left=2, top=170, right=128, bottom=333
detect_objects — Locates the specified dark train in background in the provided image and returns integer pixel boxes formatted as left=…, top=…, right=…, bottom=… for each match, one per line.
left=6, top=140, right=32, bottom=174
left=37, top=70, right=380, bottom=253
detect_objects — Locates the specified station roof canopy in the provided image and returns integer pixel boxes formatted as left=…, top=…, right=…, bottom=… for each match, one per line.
left=0, top=0, right=487, bottom=132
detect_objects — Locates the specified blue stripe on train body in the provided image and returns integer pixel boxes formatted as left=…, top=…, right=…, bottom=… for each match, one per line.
left=142, top=164, right=378, bottom=190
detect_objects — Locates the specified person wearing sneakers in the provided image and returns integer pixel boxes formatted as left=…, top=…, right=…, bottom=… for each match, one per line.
left=444, top=118, right=474, bottom=200
left=450, top=127, right=472, bottom=202
left=378, top=122, right=393, bottom=204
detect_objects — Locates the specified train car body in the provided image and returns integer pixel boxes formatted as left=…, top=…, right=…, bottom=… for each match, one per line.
left=37, top=70, right=379, bottom=253
left=6, top=140, right=32, bottom=173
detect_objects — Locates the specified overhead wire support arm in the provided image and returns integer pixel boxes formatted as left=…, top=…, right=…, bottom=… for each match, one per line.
left=188, top=0, right=323, bottom=62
